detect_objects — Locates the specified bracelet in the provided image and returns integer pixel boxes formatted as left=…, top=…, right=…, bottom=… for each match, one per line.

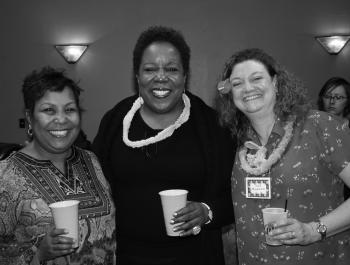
left=201, top=202, right=213, bottom=224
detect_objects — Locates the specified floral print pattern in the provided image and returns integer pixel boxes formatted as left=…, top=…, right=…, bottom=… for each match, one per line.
left=232, top=110, right=350, bottom=264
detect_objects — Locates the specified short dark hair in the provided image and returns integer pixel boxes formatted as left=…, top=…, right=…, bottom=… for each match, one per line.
left=317, top=77, right=350, bottom=117
left=214, top=48, right=311, bottom=145
left=22, top=66, right=83, bottom=116
left=132, top=26, right=191, bottom=76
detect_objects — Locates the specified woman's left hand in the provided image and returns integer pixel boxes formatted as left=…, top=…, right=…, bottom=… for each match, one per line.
left=171, top=201, right=208, bottom=237
left=269, top=218, right=317, bottom=245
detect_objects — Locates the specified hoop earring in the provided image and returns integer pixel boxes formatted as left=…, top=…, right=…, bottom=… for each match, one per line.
left=28, top=124, right=33, bottom=137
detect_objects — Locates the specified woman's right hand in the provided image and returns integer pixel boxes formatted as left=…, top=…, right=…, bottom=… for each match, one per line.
left=38, top=228, right=77, bottom=262
left=269, top=218, right=318, bottom=246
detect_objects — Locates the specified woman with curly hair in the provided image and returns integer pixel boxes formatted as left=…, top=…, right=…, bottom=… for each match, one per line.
left=92, top=26, right=236, bottom=264
left=214, top=48, right=350, bottom=264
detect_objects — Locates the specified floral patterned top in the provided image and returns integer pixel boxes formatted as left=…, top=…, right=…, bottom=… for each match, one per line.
left=0, top=146, right=116, bottom=265
left=232, top=110, right=350, bottom=264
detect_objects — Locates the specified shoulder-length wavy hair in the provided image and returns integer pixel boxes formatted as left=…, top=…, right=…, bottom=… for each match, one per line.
left=317, top=77, right=350, bottom=117
left=213, top=48, right=311, bottom=146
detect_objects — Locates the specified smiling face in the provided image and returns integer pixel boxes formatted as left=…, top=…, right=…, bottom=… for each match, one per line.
left=26, top=87, right=80, bottom=156
left=230, top=60, right=277, bottom=120
left=137, top=42, right=186, bottom=115
left=323, top=85, right=348, bottom=117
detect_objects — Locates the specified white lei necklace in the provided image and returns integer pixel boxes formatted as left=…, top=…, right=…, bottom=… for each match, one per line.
left=239, top=120, right=294, bottom=176
left=123, top=94, right=191, bottom=148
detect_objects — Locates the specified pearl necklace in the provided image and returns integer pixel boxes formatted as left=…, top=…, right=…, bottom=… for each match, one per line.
left=123, top=94, right=191, bottom=148
left=239, top=120, right=293, bottom=176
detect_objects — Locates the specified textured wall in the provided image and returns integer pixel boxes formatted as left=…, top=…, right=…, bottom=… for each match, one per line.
left=1, top=0, right=350, bottom=143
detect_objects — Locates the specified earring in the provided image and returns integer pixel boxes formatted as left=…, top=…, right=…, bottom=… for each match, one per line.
left=28, top=124, right=33, bottom=137
left=276, top=90, right=279, bottom=96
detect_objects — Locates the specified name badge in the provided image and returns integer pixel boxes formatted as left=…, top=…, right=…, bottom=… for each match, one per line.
left=246, top=177, right=271, bottom=199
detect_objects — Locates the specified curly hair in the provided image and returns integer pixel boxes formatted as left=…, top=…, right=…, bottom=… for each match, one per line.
left=132, top=25, right=191, bottom=76
left=214, top=48, right=311, bottom=146
left=317, top=77, right=350, bottom=117
left=22, top=66, right=83, bottom=116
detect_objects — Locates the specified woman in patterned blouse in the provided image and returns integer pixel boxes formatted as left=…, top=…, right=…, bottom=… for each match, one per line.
left=317, top=77, right=350, bottom=201
left=0, top=66, right=116, bottom=264
left=214, top=48, right=350, bottom=264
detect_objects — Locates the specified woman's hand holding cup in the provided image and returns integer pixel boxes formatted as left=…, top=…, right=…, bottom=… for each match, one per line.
left=171, top=201, right=209, bottom=237
left=268, top=218, right=317, bottom=245
left=38, top=228, right=76, bottom=261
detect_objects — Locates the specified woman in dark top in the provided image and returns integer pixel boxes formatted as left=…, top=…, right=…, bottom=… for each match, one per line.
left=92, top=26, right=236, bottom=264
left=318, top=77, right=350, bottom=200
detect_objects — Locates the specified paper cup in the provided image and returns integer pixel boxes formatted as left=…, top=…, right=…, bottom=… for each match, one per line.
left=159, top=189, right=188, bottom=236
left=49, top=200, right=80, bottom=247
left=261, top=208, right=288, bottom=246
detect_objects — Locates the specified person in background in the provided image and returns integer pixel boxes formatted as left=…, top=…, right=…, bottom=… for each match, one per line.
left=318, top=77, right=350, bottom=200
left=0, top=66, right=116, bottom=264
left=92, top=26, right=236, bottom=265
left=214, top=48, right=350, bottom=264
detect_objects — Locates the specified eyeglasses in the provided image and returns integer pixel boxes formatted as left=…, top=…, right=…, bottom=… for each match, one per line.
left=323, top=94, right=348, bottom=101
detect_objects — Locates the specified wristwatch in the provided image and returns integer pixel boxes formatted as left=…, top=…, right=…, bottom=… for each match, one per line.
left=201, top=202, right=213, bottom=224
left=315, top=219, right=327, bottom=242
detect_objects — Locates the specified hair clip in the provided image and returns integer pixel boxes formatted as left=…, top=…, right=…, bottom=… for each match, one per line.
left=217, top=79, right=232, bottom=94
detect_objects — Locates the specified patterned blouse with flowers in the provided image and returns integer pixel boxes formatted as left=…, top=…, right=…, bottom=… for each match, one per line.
left=232, top=110, right=350, bottom=265
left=0, top=146, right=116, bottom=265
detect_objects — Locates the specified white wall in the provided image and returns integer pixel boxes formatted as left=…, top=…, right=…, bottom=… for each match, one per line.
left=1, top=0, right=350, bottom=143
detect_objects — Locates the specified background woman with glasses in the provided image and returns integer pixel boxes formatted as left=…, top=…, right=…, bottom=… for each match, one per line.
left=318, top=77, right=350, bottom=200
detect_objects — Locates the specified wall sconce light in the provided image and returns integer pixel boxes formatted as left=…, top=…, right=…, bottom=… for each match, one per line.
left=316, top=36, right=350, bottom=54
left=54, top=45, right=88, bottom=63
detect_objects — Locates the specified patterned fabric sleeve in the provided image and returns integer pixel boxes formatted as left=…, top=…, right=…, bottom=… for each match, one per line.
left=0, top=159, right=49, bottom=265
left=309, top=112, right=350, bottom=175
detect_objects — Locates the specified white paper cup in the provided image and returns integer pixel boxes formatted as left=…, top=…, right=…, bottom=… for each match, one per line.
left=262, top=208, right=288, bottom=246
left=159, top=189, right=188, bottom=236
left=49, top=200, right=80, bottom=247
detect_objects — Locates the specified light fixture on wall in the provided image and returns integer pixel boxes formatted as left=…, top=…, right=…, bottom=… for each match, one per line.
left=316, top=36, right=350, bottom=54
left=54, top=45, right=88, bottom=63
